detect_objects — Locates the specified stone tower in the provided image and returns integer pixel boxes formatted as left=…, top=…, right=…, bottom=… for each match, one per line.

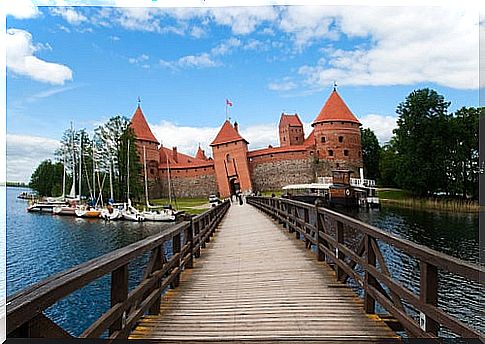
left=279, top=113, right=304, bottom=147
left=210, top=120, right=252, bottom=197
left=312, top=90, right=362, bottom=172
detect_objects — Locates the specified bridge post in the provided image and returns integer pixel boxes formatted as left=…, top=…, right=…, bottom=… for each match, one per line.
left=364, top=234, right=377, bottom=314
left=315, top=205, right=325, bottom=262
left=194, top=219, right=201, bottom=258
left=187, top=220, right=194, bottom=269
left=336, top=221, right=345, bottom=281
left=148, top=246, right=164, bottom=315
left=109, top=264, right=128, bottom=335
left=420, top=260, right=439, bottom=335
left=294, top=206, right=300, bottom=240
left=172, top=233, right=181, bottom=288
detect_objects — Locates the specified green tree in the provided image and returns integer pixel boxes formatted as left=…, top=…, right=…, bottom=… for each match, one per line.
left=448, top=107, right=480, bottom=199
left=379, top=139, right=399, bottom=187
left=360, top=128, right=381, bottom=181
left=94, top=116, right=142, bottom=202
left=29, top=160, right=65, bottom=197
left=393, top=88, right=451, bottom=196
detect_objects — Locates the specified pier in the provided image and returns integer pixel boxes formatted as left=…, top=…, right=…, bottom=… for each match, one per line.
left=6, top=198, right=484, bottom=341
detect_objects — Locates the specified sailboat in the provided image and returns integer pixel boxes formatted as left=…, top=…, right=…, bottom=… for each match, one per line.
left=101, top=161, right=123, bottom=221
left=121, top=140, right=145, bottom=222
left=54, top=127, right=82, bottom=216
left=28, top=154, right=69, bottom=213
left=76, top=141, right=102, bottom=218
left=141, top=146, right=176, bottom=222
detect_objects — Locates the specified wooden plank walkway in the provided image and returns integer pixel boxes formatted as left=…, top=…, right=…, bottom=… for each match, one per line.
left=130, top=203, right=397, bottom=341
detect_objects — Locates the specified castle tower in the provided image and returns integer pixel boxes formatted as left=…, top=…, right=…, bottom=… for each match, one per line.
left=210, top=120, right=252, bottom=197
left=129, top=105, right=160, bottom=181
left=312, top=89, right=362, bottom=171
left=279, top=113, right=304, bottom=147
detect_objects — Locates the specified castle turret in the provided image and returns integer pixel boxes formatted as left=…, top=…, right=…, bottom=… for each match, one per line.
left=279, top=113, right=304, bottom=147
left=210, top=120, right=252, bottom=197
left=130, top=105, right=160, bottom=180
left=312, top=90, right=362, bottom=171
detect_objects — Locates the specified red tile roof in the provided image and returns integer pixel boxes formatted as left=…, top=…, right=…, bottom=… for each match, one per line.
left=195, top=146, right=208, bottom=160
left=210, top=120, right=248, bottom=146
left=279, top=113, right=303, bottom=127
left=304, top=129, right=315, bottom=147
left=130, top=106, right=159, bottom=144
left=159, top=146, right=214, bottom=169
left=312, top=90, right=361, bottom=125
left=248, top=145, right=308, bottom=158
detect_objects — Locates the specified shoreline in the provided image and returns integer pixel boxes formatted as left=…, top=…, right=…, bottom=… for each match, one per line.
left=380, top=198, right=479, bottom=213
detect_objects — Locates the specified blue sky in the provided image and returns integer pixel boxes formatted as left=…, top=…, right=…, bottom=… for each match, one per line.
left=5, top=3, right=483, bottom=182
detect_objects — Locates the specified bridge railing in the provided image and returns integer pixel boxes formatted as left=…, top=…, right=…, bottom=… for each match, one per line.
left=6, top=200, right=230, bottom=339
left=246, top=196, right=484, bottom=339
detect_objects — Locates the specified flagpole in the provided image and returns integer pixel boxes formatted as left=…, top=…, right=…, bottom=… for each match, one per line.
left=225, top=101, right=228, bottom=120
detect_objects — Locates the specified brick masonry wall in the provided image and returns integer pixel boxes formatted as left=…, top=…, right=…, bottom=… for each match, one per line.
left=250, top=157, right=315, bottom=192
left=160, top=172, right=218, bottom=198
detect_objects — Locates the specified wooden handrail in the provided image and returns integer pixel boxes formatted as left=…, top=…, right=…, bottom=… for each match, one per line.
left=7, top=200, right=230, bottom=339
left=246, top=196, right=483, bottom=339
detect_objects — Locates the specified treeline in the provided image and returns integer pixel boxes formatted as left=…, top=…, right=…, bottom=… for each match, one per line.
left=362, top=88, right=480, bottom=200
left=30, top=116, right=143, bottom=200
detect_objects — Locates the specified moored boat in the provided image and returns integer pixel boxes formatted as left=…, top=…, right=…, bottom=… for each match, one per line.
left=75, top=206, right=102, bottom=218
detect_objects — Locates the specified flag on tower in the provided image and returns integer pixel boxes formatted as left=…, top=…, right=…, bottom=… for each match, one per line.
left=226, top=99, right=233, bottom=107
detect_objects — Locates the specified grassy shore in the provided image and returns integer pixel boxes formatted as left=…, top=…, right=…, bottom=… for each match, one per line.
left=378, top=189, right=479, bottom=213
left=149, top=197, right=209, bottom=215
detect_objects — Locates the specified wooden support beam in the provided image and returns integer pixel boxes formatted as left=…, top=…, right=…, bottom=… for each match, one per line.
left=420, top=260, right=439, bottom=335
left=364, top=234, right=377, bottom=314
left=172, top=233, right=181, bottom=288
left=109, top=264, right=128, bottom=335
left=335, top=221, right=345, bottom=281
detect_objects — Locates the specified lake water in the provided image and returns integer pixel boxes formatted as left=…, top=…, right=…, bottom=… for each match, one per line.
left=6, top=187, right=482, bottom=337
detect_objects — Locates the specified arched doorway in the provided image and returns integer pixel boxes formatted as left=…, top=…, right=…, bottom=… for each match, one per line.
left=229, top=178, right=240, bottom=196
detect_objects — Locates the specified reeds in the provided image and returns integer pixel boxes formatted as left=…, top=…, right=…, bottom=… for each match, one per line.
left=380, top=197, right=479, bottom=213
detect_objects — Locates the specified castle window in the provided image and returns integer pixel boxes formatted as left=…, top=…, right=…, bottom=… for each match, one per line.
left=358, top=151, right=361, bottom=157
left=150, top=169, right=154, bottom=175
left=283, top=137, right=286, bottom=141
left=226, top=154, right=232, bottom=162
left=344, top=150, right=349, bottom=156
left=339, top=136, right=344, bottom=143
left=296, top=137, right=299, bottom=141
left=321, top=137, right=326, bottom=143
left=328, top=150, right=333, bottom=156
left=235, top=142, right=237, bottom=145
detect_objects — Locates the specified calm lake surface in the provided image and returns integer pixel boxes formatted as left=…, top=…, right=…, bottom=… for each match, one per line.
left=6, top=187, right=482, bottom=337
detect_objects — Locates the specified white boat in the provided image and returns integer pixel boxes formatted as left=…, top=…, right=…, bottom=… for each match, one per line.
left=142, top=208, right=176, bottom=222
left=75, top=206, right=102, bottom=218
left=53, top=204, right=79, bottom=216
left=121, top=200, right=145, bottom=222
left=100, top=205, right=123, bottom=221
left=27, top=200, right=67, bottom=213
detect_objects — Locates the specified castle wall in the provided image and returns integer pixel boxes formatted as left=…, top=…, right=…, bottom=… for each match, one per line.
left=249, top=151, right=314, bottom=192
left=159, top=166, right=218, bottom=198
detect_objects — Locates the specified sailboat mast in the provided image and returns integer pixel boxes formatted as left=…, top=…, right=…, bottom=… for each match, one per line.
left=92, top=141, right=96, bottom=204
left=62, top=154, right=66, bottom=198
left=69, top=122, right=76, bottom=198
left=143, top=146, right=149, bottom=207
left=78, top=133, right=82, bottom=198
left=109, top=159, right=114, bottom=201
left=127, top=140, right=130, bottom=202
left=167, top=155, right=172, bottom=205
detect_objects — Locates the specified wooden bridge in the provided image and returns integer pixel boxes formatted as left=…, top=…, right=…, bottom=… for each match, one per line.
left=6, top=198, right=484, bottom=341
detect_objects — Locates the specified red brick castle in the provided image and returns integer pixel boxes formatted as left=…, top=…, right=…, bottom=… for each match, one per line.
left=130, top=89, right=363, bottom=198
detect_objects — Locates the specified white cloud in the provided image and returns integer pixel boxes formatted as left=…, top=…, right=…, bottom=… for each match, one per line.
left=50, top=7, right=88, bottom=25
left=27, top=85, right=79, bottom=102
left=5, top=0, right=39, bottom=19
left=359, top=114, right=397, bottom=144
left=268, top=79, right=297, bottom=91
left=7, top=134, right=60, bottom=183
left=150, top=120, right=281, bottom=158
left=128, top=54, right=149, bottom=64
left=109, top=35, right=120, bottom=41
left=6, top=28, right=73, bottom=85
left=211, top=38, right=241, bottom=56
left=208, top=7, right=278, bottom=35
left=294, top=7, right=479, bottom=89
left=178, top=53, right=218, bottom=68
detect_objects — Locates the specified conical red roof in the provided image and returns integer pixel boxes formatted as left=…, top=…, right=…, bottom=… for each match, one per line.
left=210, top=120, right=248, bottom=146
left=130, top=105, right=159, bottom=144
left=195, top=146, right=207, bottom=160
left=312, top=90, right=360, bottom=126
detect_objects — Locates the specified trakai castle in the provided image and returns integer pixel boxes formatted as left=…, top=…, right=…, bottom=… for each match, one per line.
left=130, top=89, right=363, bottom=198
